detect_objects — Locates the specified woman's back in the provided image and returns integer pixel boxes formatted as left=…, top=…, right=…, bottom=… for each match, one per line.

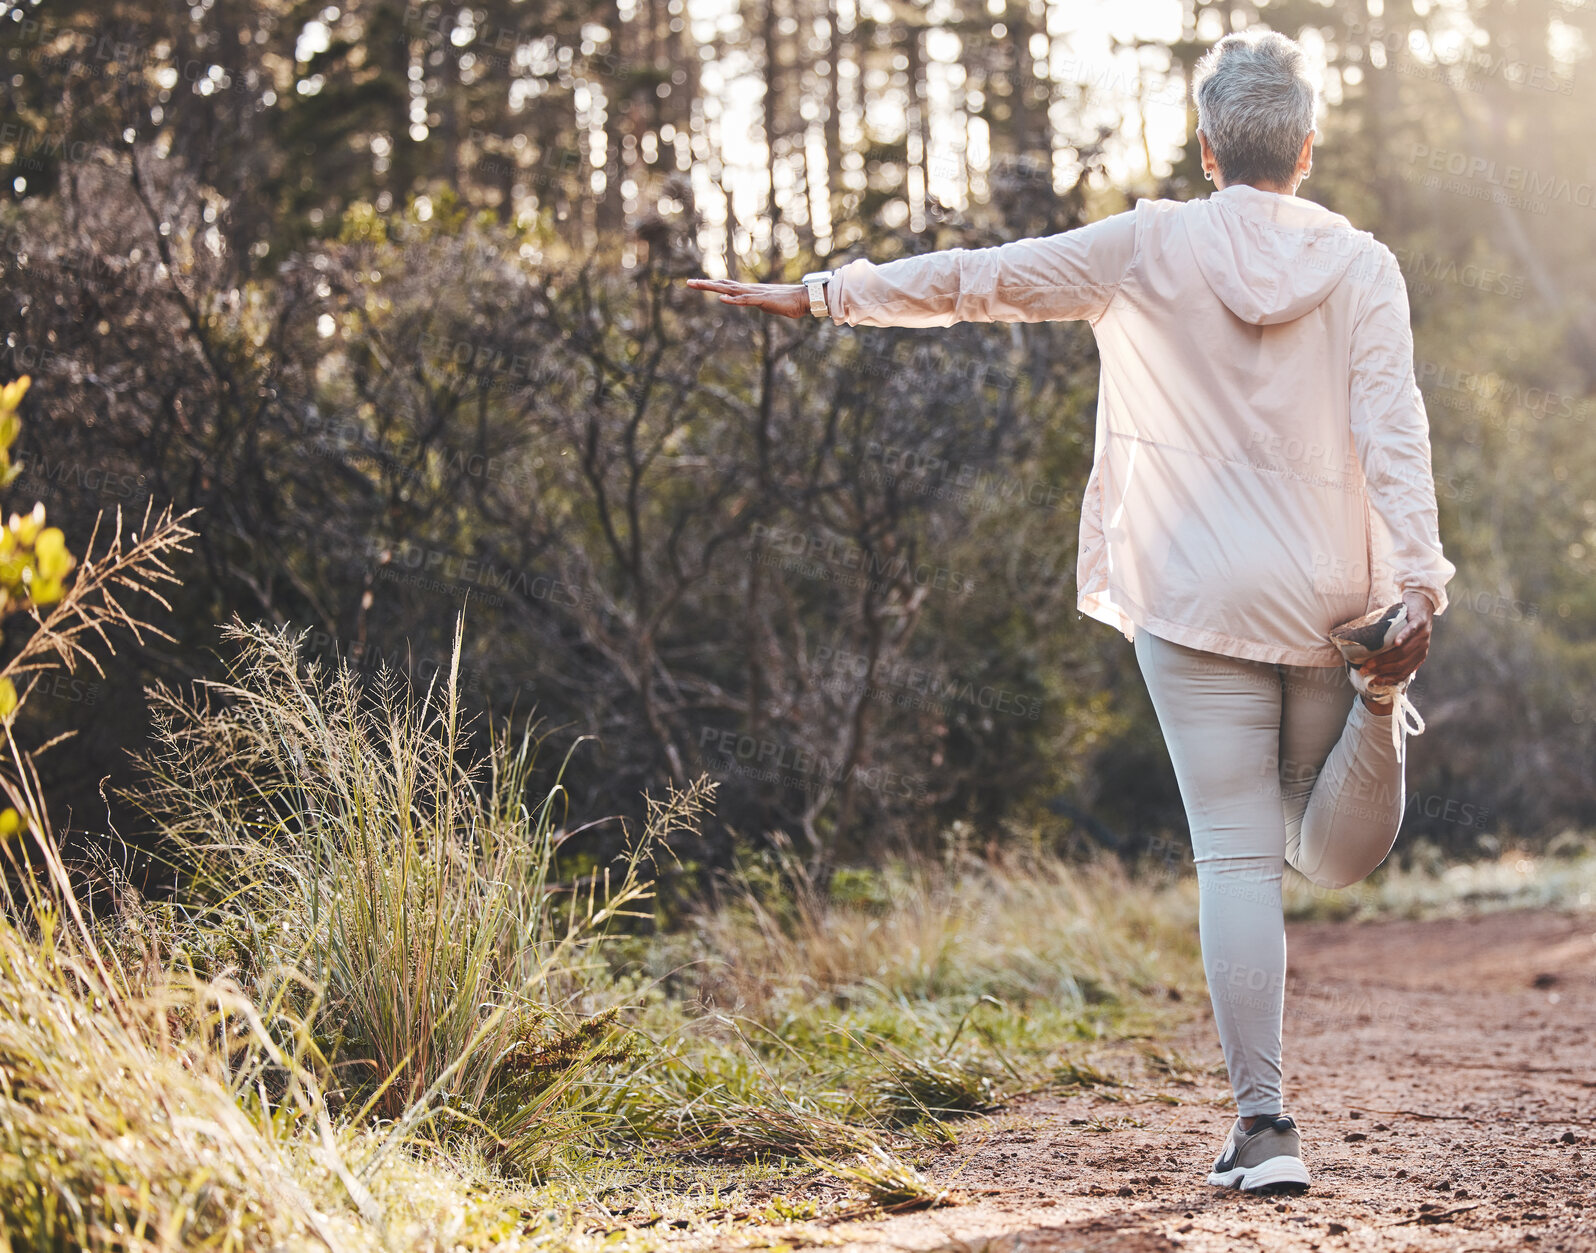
left=821, top=185, right=1453, bottom=666
left=1081, top=185, right=1435, bottom=665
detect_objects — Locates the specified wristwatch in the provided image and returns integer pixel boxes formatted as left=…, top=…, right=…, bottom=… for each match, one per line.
left=801, top=270, right=833, bottom=318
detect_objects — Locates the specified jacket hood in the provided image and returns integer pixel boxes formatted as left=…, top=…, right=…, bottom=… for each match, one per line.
left=1183, top=184, right=1364, bottom=326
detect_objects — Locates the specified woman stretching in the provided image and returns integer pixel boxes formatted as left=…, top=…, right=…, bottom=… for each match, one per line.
left=689, top=29, right=1454, bottom=1195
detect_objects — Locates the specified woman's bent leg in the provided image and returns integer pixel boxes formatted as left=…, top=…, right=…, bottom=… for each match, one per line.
left=1278, top=663, right=1406, bottom=890
left=1134, top=630, right=1289, bottom=1118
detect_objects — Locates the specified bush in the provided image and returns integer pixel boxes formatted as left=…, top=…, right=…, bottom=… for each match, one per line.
left=126, top=615, right=713, bottom=1170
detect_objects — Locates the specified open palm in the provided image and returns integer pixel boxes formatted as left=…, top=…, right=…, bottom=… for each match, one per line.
left=685, top=277, right=809, bottom=318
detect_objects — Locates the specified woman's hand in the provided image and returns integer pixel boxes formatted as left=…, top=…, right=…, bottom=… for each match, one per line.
left=686, top=277, right=810, bottom=319
left=1361, top=590, right=1434, bottom=686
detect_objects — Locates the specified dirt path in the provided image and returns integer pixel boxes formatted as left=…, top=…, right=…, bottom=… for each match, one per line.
left=814, top=909, right=1596, bottom=1252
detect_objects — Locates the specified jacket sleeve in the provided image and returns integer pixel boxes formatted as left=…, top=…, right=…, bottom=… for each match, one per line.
left=1347, top=245, right=1456, bottom=615
left=825, top=210, right=1138, bottom=329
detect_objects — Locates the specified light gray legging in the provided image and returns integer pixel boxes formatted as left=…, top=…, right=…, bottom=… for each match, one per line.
left=1134, top=629, right=1406, bottom=1118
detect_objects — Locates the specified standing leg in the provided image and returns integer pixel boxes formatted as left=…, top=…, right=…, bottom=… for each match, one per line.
left=1134, top=630, right=1289, bottom=1119
left=1278, top=662, right=1406, bottom=890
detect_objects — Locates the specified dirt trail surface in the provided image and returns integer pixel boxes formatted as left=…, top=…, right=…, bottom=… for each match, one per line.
left=812, top=909, right=1596, bottom=1252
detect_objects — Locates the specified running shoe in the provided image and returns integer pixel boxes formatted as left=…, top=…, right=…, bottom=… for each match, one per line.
left=1207, top=1114, right=1312, bottom=1194
left=1328, top=603, right=1426, bottom=759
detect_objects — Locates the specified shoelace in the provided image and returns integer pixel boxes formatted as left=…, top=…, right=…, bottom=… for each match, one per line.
left=1366, top=679, right=1426, bottom=762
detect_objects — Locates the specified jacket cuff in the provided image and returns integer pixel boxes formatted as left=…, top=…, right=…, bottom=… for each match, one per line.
left=823, top=263, right=849, bottom=325
left=1401, top=582, right=1447, bottom=616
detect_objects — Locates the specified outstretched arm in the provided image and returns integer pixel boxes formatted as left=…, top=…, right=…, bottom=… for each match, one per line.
left=687, top=209, right=1138, bottom=328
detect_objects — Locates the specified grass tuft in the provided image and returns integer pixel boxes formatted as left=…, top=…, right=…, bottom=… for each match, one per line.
left=1049, top=1058, right=1125, bottom=1092
left=812, top=1144, right=955, bottom=1212
left=867, top=1045, right=1002, bottom=1126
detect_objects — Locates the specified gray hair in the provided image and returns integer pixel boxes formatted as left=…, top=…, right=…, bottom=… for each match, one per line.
left=1193, top=31, right=1318, bottom=188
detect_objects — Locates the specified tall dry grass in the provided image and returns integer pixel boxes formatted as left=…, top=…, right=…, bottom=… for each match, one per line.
left=686, top=841, right=1198, bottom=1010
left=0, top=836, right=632, bottom=1253
left=591, top=842, right=1203, bottom=1160
left=124, top=616, right=712, bottom=1171
left=0, top=609, right=712, bottom=1249
left=0, top=834, right=360, bottom=1252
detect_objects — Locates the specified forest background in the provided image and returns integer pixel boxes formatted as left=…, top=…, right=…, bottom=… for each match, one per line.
left=3, top=0, right=1594, bottom=886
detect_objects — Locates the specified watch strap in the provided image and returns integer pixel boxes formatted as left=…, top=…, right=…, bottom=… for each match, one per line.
left=801, top=270, right=832, bottom=318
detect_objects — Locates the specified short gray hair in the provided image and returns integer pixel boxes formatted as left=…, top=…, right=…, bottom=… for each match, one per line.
left=1193, top=31, right=1318, bottom=187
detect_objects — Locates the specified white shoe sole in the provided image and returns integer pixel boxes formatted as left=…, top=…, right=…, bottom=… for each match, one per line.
left=1207, top=1154, right=1312, bottom=1193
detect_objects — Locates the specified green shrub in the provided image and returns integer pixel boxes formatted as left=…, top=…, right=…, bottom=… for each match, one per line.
left=127, top=616, right=712, bottom=1171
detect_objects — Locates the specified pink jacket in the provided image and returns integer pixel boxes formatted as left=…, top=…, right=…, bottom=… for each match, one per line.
left=823, top=184, right=1455, bottom=666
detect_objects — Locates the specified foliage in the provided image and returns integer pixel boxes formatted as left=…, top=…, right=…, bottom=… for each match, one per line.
left=0, top=380, right=72, bottom=618
left=3, top=0, right=1594, bottom=876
